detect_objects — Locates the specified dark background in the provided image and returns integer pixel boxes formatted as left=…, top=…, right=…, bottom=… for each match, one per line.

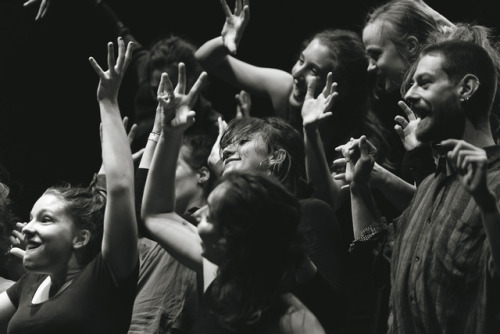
left=0, top=0, right=498, bottom=218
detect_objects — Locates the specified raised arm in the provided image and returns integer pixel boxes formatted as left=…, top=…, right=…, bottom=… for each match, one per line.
left=141, top=64, right=207, bottom=272
left=302, top=74, right=341, bottom=210
left=88, top=37, right=138, bottom=281
left=194, top=0, right=291, bottom=102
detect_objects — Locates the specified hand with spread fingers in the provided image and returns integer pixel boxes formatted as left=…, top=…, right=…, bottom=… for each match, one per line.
left=301, top=73, right=337, bottom=131
left=89, top=37, right=134, bottom=103
left=394, top=101, right=421, bottom=151
left=208, top=116, right=228, bottom=177
left=220, top=0, right=250, bottom=55
left=21, top=0, right=50, bottom=21
left=156, top=63, right=207, bottom=133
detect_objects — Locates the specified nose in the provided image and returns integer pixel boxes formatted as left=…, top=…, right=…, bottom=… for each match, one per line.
left=403, top=82, right=419, bottom=104
left=221, top=143, right=237, bottom=161
left=292, top=62, right=306, bottom=79
left=367, top=59, right=377, bottom=73
left=22, top=220, right=36, bottom=237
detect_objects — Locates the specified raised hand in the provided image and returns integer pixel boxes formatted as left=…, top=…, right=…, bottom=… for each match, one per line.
left=301, top=73, right=337, bottom=131
left=235, top=90, right=252, bottom=118
left=208, top=116, right=228, bottom=177
left=88, top=37, right=134, bottom=102
left=394, top=101, right=421, bottom=151
left=439, top=139, right=489, bottom=198
left=156, top=62, right=208, bottom=133
left=220, top=0, right=250, bottom=55
left=22, top=0, right=50, bottom=21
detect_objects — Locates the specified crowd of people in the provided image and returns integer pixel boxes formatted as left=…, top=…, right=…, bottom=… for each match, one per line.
left=1, top=0, right=500, bottom=333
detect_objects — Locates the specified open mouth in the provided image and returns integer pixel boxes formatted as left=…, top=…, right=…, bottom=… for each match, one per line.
left=413, top=107, right=430, bottom=120
left=26, top=241, right=41, bottom=250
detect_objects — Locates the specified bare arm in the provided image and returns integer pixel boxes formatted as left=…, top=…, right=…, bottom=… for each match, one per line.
left=302, top=74, right=343, bottom=210
left=341, top=137, right=381, bottom=238
left=141, top=64, right=208, bottom=272
left=88, top=37, right=138, bottom=281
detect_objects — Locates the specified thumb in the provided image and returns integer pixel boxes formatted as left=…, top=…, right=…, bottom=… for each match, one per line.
left=9, top=247, right=25, bottom=260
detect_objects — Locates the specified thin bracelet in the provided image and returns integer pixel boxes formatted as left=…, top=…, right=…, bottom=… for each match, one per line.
left=148, top=132, right=161, bottom=143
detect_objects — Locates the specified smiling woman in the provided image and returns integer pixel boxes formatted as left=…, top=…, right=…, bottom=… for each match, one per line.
left=0, top=38, right=139, bottom=334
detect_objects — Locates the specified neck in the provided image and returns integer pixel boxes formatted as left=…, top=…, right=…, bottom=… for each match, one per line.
left=175, top=192, right=207, bottom=215
left=49, top=254, right=83, bottom=295
left=462, top=118, right=495, bottom=148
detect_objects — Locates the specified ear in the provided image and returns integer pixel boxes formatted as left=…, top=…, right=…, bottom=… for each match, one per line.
left=459, top=74, right=481, bottom=102
left=73, top=229, right=91, bottom=250
left=267, top=149, right=288, bottom=173
left=197, top=166, right=210, bottom=185
left=406, top=36, right=420, bottom=57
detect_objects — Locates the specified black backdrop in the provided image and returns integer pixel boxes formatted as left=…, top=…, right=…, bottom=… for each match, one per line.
left=0, top=0, right=497, bottom=218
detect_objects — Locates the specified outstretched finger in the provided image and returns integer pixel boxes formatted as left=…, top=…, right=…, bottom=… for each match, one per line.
left=107, top=41, right=116, bottom=74
left=220, top=0, right=232, bottom=17
left=322, top=73, right=333, bottom=97
left=88, top=57, right=106, bottom=80
left=128, top=123, right=138, bottom=145
left=115, top=37, right=125, bottom=70
left=188, top=72, right=208, bottom=104
left=234, top=0, right=242, bottom=15
left=305, top=77, right=317, bottom=100
left=9, top=247, right=25, bottom=260
left=159, top=73, right=175, bottom=97
left=397, top=100, right=416, bottom=121
left=23, top=0, right=38, bottom=7
left=241, top=0, right=250, bottom=20
left=394, top=115, right=409, bottom=128
left=177, top=63, right=187, bottom=95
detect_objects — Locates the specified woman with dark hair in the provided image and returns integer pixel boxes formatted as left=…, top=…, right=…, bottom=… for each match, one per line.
left=142, top=70, right=345, bottom=333
left=0, top=38, right=139, bottom=333
left=195, top=0, right=396, bottom=172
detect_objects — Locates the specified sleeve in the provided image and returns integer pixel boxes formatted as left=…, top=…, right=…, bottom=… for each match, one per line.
left=6, top=273, right=30, bottom=308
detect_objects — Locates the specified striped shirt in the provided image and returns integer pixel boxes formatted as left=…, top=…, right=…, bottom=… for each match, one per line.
left=351, top=145, right=500, bottom=333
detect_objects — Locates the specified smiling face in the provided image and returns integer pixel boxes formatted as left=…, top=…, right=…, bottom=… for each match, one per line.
left=404, top=53, right=465, bottom=144
left=363, top=20, right=409, bottom=95
left=289, top=38, right=334, bottom=108
left=220, top=133, right=269, bottom=175
left=22, top=194, right=79, bottom=274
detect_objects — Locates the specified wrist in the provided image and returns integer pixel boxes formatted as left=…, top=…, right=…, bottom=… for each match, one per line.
left=148, top=131, right=161, bottom=143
